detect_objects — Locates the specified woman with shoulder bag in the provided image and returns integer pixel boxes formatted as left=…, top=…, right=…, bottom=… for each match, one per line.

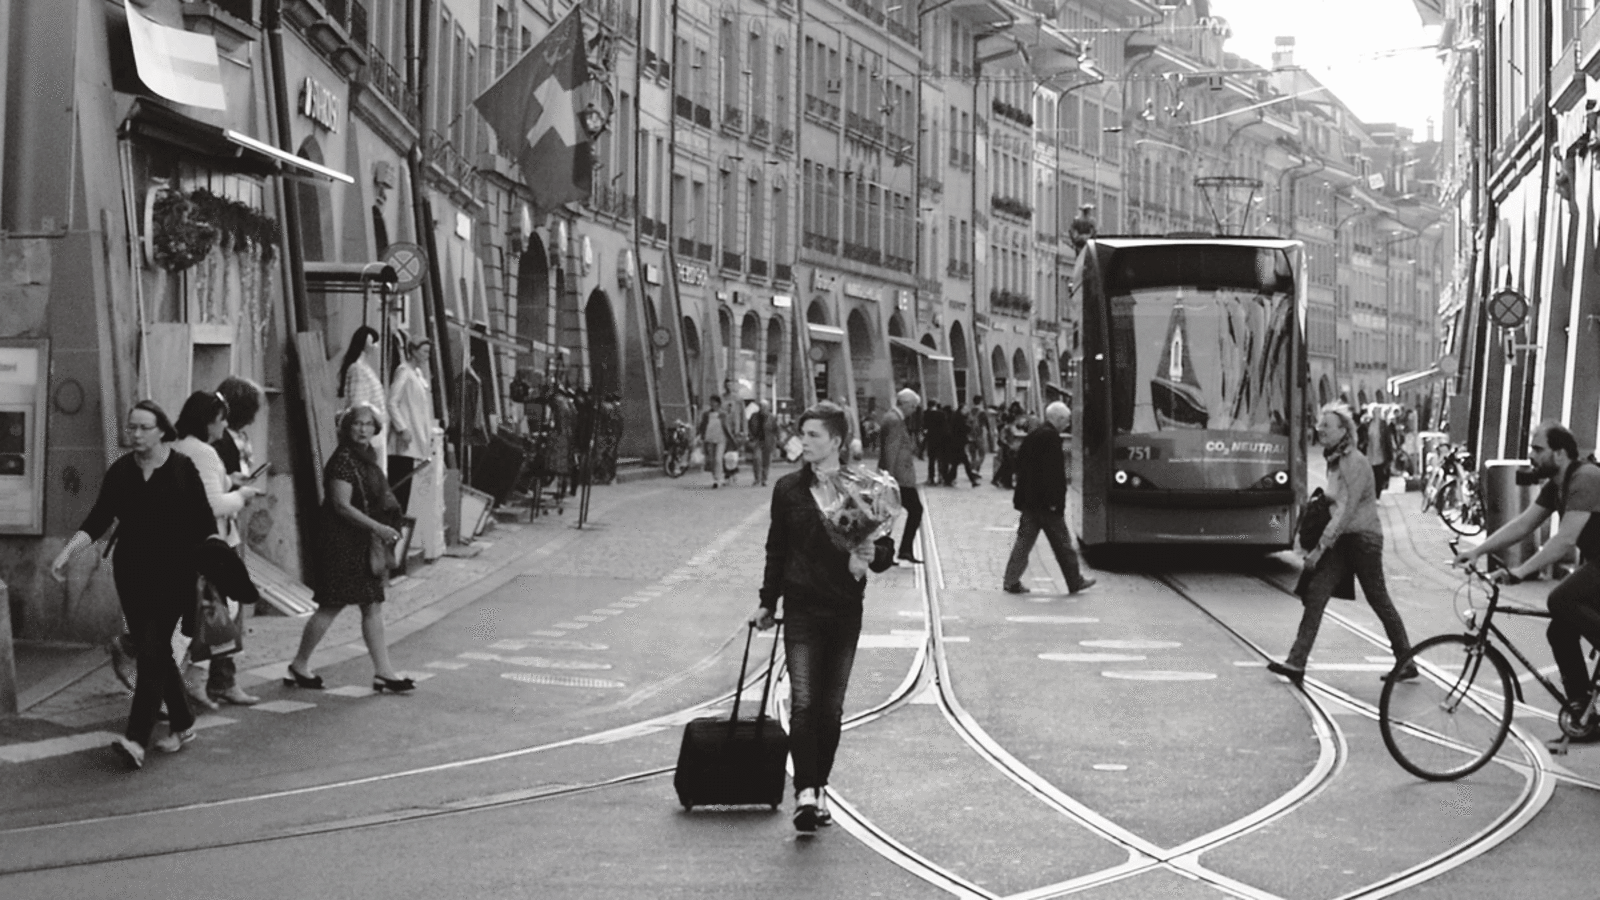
left=286, top=403, right=414, bottom=693
left=172, top=391, right=266, bottom=708
left=50, top=401, right=219, bottom=770
left=1268, top=403, right=1416, bottom=686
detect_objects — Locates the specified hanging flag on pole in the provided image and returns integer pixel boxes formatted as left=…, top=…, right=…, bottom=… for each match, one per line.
left=473, top=9, right=594, bottom=213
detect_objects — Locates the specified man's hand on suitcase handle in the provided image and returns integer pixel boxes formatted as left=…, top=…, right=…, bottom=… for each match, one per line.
left=749, top=608, right=776, bottom=630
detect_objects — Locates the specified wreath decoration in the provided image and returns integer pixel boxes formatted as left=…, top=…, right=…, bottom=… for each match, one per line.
left=150, top=188, right=281, bottom=272
left=150, top=190, right=217, bottom=273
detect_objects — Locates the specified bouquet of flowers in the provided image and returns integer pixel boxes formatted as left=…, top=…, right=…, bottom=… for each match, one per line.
left=811, top=465, right=903, bottom=554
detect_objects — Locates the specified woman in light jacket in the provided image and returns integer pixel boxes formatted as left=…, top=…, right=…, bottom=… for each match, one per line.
left=1269, top=402, right=1416, bottom=685
left=172, top=391, right=264, bottom=707
left=387, top=337, right=434, bottom=511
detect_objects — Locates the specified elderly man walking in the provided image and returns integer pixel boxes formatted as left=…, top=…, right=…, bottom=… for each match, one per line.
left=879, top=388, right=924, bottom=565
left=1002, top=401, right=1096, bottom=594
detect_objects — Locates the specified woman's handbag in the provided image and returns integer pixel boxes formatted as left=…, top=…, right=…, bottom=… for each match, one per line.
left=1297, top=488, right=1333, bottom=551
left=689, top=445, right=706, bottom=468
left=190, top=576, right=243, bottom=662
left=369, top=531, right=398, bottom=578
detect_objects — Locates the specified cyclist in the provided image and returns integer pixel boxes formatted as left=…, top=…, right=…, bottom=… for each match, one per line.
left=1455, top=421, right=1600, bottom=729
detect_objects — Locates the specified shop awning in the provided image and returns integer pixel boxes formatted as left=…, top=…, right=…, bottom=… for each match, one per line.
left=1387, top=367, right=1447, bottom=394
left=888, top=336, right=953, bottom=361
left=304, top=262, right=399, bottom=291
left=120, top=100, right=355, bottom=183
left=807, top=323, right=846, bottom=342
left=444, top=312, right=556, bottom=354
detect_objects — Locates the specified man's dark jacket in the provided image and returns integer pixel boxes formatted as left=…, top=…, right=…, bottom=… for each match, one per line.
left=1012, top=421, right=1066, bottom=512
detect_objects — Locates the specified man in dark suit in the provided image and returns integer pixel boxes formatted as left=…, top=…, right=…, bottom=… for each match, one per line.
left=1002, top=401, right=1096, bottom=594
left=923, top=402, right=947, bottom=485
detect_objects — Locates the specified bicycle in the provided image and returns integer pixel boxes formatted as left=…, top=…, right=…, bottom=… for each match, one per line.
left=1421, top=444, right=1485, bottom=537
left=1377, top=538, right=1600, bottom=781
left=662, top=420, right=693, bottom=478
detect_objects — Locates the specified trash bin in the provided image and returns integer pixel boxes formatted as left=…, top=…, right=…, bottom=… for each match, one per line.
left=1482, top=459, right=1540, bottom=568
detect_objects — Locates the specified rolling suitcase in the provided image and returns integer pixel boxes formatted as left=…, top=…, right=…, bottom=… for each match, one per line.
left=674, top=622, right=788, bottom=810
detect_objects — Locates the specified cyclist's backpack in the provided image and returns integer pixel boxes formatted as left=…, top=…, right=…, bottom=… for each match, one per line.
left=1297, top=488, right=1333, bottom=552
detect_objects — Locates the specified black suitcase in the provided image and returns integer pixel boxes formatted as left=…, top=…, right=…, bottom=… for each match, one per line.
left=674, top=622, right=788, bottom=810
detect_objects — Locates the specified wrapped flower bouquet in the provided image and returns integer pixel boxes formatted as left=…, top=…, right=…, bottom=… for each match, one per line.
left=811, top=465, right=903, bottom=553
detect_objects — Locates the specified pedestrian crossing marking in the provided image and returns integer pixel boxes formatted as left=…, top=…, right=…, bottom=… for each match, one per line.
left=1041, top=652, right=1146, bottom=663
left=575, top=615, right=607, bottom=623
left=252, top=700, right=317, bottom=713
left=427, top=661, right=470, bottom=670
left=326, top=685, right=375, bottom=697
left=552, top=621, right=589, bottom=629
left=0, top=731, right=124, bottom=764
left=1101, top=671, right=1217, bottom=682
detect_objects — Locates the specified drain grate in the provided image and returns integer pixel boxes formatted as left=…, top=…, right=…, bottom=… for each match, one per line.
left=502, top=672, right=624, bottom=689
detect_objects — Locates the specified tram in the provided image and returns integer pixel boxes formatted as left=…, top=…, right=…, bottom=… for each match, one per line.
left=1069, top=237, right=1309, bottom=553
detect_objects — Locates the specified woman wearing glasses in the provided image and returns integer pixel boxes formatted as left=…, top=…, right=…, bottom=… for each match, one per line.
left=50, top=401, right=220, bottom=770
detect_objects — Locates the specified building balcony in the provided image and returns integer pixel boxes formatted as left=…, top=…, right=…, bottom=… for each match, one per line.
left=722, top=250, right=744, bottom=272
left=775, top=263, right=794, bottom=283
left=695, top=105, right=712, bottom=128
left=843, top=242, right=882, bottom=266
left=678, top=236, right=695, bottom=256
left=586, top=185, right=635, bottom=220
left=777, top=127, right=796, bottom=153
left=751, top=115, right=770, bottom=143
left=358, top=46, right=419, bottom=122
left=989, top=288, right=1033, bottom=316
left=696, top=242, right=713, bottom=261
left=182, top=0, right=260, bottom=51
left=723, top=104, right=744, bottom=133
left=991, top=195, right=1033, bottom=221
left=749, top=257, right=769, bottom=278
left=946, top=260, right=972, bottom=279
left=803, top=232, right=839, bottom=254
left=676, top=95, right=694, bottom=120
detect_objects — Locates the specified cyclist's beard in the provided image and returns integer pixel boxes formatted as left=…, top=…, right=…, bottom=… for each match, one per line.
left=1533, top=457, right=1563, bottom=479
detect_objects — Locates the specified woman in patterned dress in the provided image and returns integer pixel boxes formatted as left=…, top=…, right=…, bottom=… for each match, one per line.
left=285, top=403, right=414, bottom=693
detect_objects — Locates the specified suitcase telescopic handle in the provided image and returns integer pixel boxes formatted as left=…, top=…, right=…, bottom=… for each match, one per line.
left=729, top=619, right=782, bottom=725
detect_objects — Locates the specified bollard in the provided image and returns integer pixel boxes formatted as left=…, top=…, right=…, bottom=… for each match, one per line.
left=0, top=579, right=14, bottom=716
left=1482, top=460, right=1540, bottom=569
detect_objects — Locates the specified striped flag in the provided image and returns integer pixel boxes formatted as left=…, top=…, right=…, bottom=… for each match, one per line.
left=124, top=0, right=227, bottom=110
left=474, top=9, right=593, bottom=212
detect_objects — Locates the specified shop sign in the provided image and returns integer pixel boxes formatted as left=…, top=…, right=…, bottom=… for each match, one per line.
left=844, top=281, right=877, bottom=301
left=300, top=77, right=340, bottom=133
left=897, top=290, right=911, bottom=311
left=644, top=263, right=662, bottom=285
left=812, top=271, right=840, bottom=291
left=773, top=294, right=792, bottom=308
left=677, top=263, right=708, bottom=286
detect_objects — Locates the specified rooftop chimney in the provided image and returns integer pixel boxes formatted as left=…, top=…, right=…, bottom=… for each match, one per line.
left=1272, top=36, right=1295, bottom=68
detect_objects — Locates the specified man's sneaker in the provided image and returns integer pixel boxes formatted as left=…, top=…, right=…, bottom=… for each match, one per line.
left=793, top=788, right=818, bottom=835
left=1381, top=665, right=1421, bottom=683
left=1070, top=577, right=1098, bottom=594
left=152, top=728, right=196, bottom=754
left=1266, top=660, right=1306, bottom=687
left=110, top=737, right=144, bottom=770
left=815, top=791, right=833, bottom=827
left=1003, top=583, right=1031, bottom=594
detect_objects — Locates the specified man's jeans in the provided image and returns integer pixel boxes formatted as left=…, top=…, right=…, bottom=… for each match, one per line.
left=898, top=487, right=924, bottom=559
left=1547, top=562, right=1600, bottom=703
left=784, top=611, right=862, bottom=793
left=1003, top=509, right=1087, bottom=591
left=1288, top=532, right=1412, bottom=669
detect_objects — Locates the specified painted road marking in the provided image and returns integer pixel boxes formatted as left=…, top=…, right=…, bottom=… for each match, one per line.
left=427, top=661, right=469, bottom=669
left=0, top=731, right=125, bottom=764
left=326, top=686, right=375, bottom=697
left=502, top=672, right=624, bottom=689
left=574, top=615, right=607, bottom=623
left=1080, top=639, right=1182, bottom=650
left=1101, top=671, right=1218, bottom=682
left=552, top=622, right=589, bottom=630
left=1040, top=652, right=1146, bottom=663
left=522, top=639, right=608, bottom=651
left=530, top=630, right=567, bottom=638
left=253, top=700, right=317, bottom=713
left=1092, top=763, right=1129, bottom=772
left=1007, top=615, right=1100, bottom=625
left=490, top=640, right=530, bottom=650
left=590, top=609, right=622, bottom=616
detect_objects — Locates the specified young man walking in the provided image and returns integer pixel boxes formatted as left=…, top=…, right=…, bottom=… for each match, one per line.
left=1002, top=402, right=1096, bottom=595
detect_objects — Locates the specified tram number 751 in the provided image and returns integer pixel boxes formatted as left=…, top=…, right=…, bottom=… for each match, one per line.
left=1118, top=445, right=1156, bottom=461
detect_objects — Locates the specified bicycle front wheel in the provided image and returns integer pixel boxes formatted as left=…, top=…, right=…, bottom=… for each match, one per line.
left=1436, top=478, right=1486, bottom=537
left=1379, top=634, right=1515, bottom=781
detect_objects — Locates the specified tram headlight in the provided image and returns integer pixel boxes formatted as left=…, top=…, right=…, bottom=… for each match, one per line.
left=1114, top=469, right=1129, bottom=486
left=1273, top=470, right=1289, bottom=486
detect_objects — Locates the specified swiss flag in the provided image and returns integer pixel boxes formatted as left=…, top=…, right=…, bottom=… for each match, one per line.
left=474, top=9, right=593, bottom=212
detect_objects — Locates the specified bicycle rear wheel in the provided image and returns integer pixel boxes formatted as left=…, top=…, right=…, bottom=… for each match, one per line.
left=1379, top=634, right=1515, bottom=781
left=1436, top=478, right=1486, bottom=537
left=664, top=448, right=688, bottom=478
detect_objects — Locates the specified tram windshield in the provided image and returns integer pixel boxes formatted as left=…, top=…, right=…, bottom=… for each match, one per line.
left=1104, top=247, right=1296, bottom=489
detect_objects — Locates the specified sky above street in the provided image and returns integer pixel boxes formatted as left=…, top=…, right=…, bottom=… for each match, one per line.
left=1210, top=0, right=1446, bottom=140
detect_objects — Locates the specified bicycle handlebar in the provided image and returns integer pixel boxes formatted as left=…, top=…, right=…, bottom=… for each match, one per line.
left=1447, top=536, right=1518, bottom=587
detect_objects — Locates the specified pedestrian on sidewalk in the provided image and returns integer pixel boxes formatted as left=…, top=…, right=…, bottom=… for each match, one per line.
left=1269, top=402, right=1415, bottom=686
left=50, top=401, right=218, bottom=769
left=286, top=403, right=414, bottom=694
left=696, top=395, right=736, bottom=489
left=172, top=391, right=264, bottom=708
left=1454, top=421, right=1600, bottom=735
left=387, top=337, right=434, bottom=512
left=748, top=400, right=777, bottom=486
left=878, top=388, right=923, bottom=564
left=750, top=401, right=894, bottom=835
left=1002, top=402, right=1096, bottom=595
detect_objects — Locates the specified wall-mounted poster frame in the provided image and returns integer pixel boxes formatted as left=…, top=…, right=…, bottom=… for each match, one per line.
left=0, top=338, right=49, bottom=535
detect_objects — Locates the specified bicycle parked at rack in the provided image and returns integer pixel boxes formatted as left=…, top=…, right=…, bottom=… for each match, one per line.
left=1377, top=538, right=1600, bottom=781
left=662, top=419, right=694, bottom=478
left=1421, top=444, right=1485, bottom=537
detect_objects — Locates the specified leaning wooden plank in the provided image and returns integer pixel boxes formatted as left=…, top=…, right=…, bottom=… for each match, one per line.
left=243, top=549, right=316, bottom=617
